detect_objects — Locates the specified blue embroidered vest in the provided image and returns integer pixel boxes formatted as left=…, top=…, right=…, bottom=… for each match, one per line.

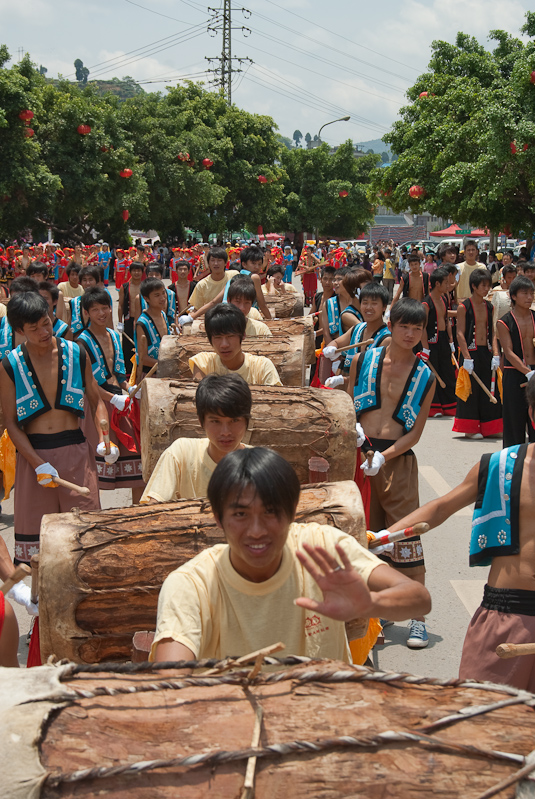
left=5, top=338, right=86, bottom=424
left=78, top=328, right=126, bottom=387
left=141, top=288, right=176, bottom=324
left=135, top=311, right=169, bottom=360
left=470, top=444, right=525, bottom=566
left=343, top=322, right=390, bottom=370
left=353, top=347, right=434, bottom=433
left=53, top=318, right=69, bottom=339
left=0, top=318, right=15, bottom=359
left=70, top=296, right=86, bottom=335
left=326, top=296, right=360, bottom=337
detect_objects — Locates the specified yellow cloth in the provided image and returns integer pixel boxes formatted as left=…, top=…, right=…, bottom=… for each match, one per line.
left=0, top=430, right=16, bottom=500
left=247, top=307, right=263, bottom=320
left=457, top=261, right=485, bottom=301
left=57, top=281, right=84, bottom=299
left=497, top=367, right=503, bottom=403
left=150, top=521, right=383, bottom=662
left=245, top=318, right=272, bottom=337
left=140, top=438, right=250, bottom=503
left=455, top=366, right=472, bottom=402
left=349, top=618, right=383, bottom=665
left=189, top=271, right=239, bottom=309
left=127, top=354, right=137, bottom=387
left=383, top=259, right=396, bottom=280
left=189, top=351, right=282, bottom=386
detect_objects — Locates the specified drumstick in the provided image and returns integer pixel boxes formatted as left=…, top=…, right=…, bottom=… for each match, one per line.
left=122, top=331, right=136, bottom=347
left=496, top=642, right=535, bottom=659
left=99, top=419, right=111, bottom=456
left=127, top=361, right=157, bottom=397
left=141, top=362, right=159, bottom=381
left=471, top=369, right=498, bottom=404
left=369, top=523, right=430, bottom=549
left=1, top=564, right=31, bottom=596
left=335, top=338, right=374, bottom=354
left=490, top=368, right=496, bottom=397
left=30, top=554, right=39, bottom=604
left=426, top=359, right=446, bottom=389
left=54, top=476, right=90, bottom=496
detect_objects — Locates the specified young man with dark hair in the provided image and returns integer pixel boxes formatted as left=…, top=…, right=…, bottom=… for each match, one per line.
left=323, top=282, right=391, bottom=385
left=497, top=275, right=535, bottom=447
left=420, top=267, right=457, bottom=417
left=141, top=374, right=252, bottom=503
left=98, top=243, right=112, bottom=286
left=26, top=262, right=48, bottom=283
left=57, top=265, right=100, bottom=339
left=144, top=263, right=177, bottom=327
left=347, top=298, right=435, bottom=648
left=0, top=292, right=108, bottom=565
left=453, top=269, right=502, bottom=439
left=38, top=282, right=71, bottom=340
left=391, top=254, right=429, bottom=306
left=488, top=264, right=516, bottom=333
left=321, top=268, right=363, bottom=345
left=152, top=446, right=430, bottom=662
left=166, top=259, right=194, bottom=317
left=186, top=247, right=238, bottom=316
left=0, top=277, right=40, bottom=359
left=457, top=240, right=485, bottom=301
left=79, top=288, right=145, bottom=503
left=118, top=261, right=145, bottom=368
left=264, top=264, right=299, bottom=296
left=227, top=277, right=271, bottom=337
left=386, top=376, right=535, bottom=690
left=136, top=278, right=170, bottom=374
left=58, top=262, right=84, bottom=299
left=190, top=305, right=281, bottom=385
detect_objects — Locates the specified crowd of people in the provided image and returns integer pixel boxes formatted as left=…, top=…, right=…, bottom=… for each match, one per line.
left=0, top=234, right=533, bottom=695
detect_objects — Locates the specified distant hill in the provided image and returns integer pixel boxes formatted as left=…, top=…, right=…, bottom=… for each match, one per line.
left=47, top=76, right=145, bottom=102
left=357, top=139, right=392, bottom=155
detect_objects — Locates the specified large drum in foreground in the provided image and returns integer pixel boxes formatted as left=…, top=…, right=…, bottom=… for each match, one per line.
left=157, top=334, right=306, bottom=385
left=139, top=379, right=356, bottom=483
left=3, top=660, right=534, bottom=798
left=39, top=481, right=365, bottom=664
left=263, top=289, right=304, bottom=317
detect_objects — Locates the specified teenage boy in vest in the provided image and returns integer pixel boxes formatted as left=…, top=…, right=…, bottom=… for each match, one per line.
left=57, top=265, right=99, bottom=339
left=453, top=269, right=502, bottom=439
left=0, top=277, right=42, bottom=360
left=497, top=275, right=535, bottom=447
left=386, top=376, right=535, bottom=690
left=227, top=277, right=272, bottom=337
left=189, top=305, right=281, bottom=385
left=0, top=292, right=111, bottom=565
left=38, top=281, right=71, bottom=340
left=79, top=288, right=145, bottom=504
left=347, top=299, right=435, bottom=649
left=391, top=254, right=429, bottom=306
left=141, top=374, right=252, bottom=503
left=420, top=267, right=457, bottom=417
left=135, top=278, right=170, bottom=375
left=118, top=261, right=144, bottom=368
left=143, top=263, right=177, bottom=328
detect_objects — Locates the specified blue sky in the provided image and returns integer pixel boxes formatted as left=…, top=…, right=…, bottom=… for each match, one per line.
left=2, top=0, right=533, bottom=145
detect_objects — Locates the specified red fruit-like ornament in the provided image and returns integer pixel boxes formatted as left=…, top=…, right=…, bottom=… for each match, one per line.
left=100, top=145, right=108, bottom=152
left=122, top=210, right=129, bottom=222
left=258, top=175, right=267, bottom=183
left=19, top=109, right=34, bottom=123
left=409, top=184, right=425, bottom=199
left=120, top=168, right=133, bottom=178
left=419, top=92, right=428, bottom=98
left=202, top=158, right=214, bottom=169
left=77, top=124, right=91, bottom=135
left=531, top=71, right=535, bottom=84
left=24, top=128, right=35, bottom=138
left=524, top=143, right=529, bottom=152
left=339, top=190, right=349, bottom=197
left=510, top=142, right=517, bottom=154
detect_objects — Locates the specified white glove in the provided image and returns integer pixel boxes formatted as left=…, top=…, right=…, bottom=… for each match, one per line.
left=110, top=393, right=129, bottom=412
left=371, top=542, right=394, bottom=556
left=449, top=342, right=455, bottom=353
left=491, top=356, right=500, bottom=371
left=325, top=375, right=344, bottom=388
left=355, top=422, right=366, bottom=447
left=96, top=441, right=120, bottom=464
left=360, top=450, right=385, bottom=477
left=179, top=314, right=193, bottom=326
left=116, top=322, right=124, bottom=334
left=418, top=348, right=430, bottom=363
left=129, top=384, right=143, bottom=400
left=526, top=370, right=535, bottom=381
left=35, top=462, right=59, bottom=486
left=463, top=358, right=474, bottom=374
left=7, top=581, right=39, bottom=616
left=331, top=359, right=341, bottom=372
left=323, top=345, right=338, bottom=361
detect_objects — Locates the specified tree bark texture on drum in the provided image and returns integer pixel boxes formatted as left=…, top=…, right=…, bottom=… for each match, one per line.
left=139, top=380, right=357, bottom=484
left=11, top=663, right=535, bottom=799
left=38, top=481, right=366, bottom=664
left=157, top=334, right=306, bottom=386
left=263, top=290, right=304, bottom=318
left=189, top=316, right=315, bottom=364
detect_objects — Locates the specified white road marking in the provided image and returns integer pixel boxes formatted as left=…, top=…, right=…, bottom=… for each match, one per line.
left=419, top=465, right=473, bottom=516
left=450, top=580, right=486, bottom=617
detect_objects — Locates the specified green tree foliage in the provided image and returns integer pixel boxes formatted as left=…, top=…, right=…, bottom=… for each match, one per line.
left=292, top=129, right=302, bottom=148
left=372, top=16, right=535, bottom=237
left=279, top=141, right=378, bottom=238
left=74, top=59, right=89, bottom=85
left=381, top=151, right=389, bottom=163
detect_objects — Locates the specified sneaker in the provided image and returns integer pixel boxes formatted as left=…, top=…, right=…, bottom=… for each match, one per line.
left=433, top=412, right=443, bottom=418
left=465, top=433, right=483, bottom=440
left=380, top=618, right=394, bottom=629
left=407, top=620, right=429, bottom=649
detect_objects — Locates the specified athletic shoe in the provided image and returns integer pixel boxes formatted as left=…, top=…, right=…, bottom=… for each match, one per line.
left=407, top=620, right=429, bottom=649
left=465, top=433, right=483, bottom=440
left=380, top=619, right=394, bottom=629
left=433, top=412, right=443, bottom=418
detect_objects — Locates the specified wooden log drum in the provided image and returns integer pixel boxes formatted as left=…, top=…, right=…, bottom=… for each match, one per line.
left=139, top=379, right=357, bottom=484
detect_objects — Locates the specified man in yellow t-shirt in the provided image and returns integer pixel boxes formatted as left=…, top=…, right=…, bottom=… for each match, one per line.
left=187, top=247, right=239, bottom=313
left=227, top=276, right=272, bottom=338
left=457, top=240, right=485, bottom=301
left=151, top=448, right=431, bottom=663
left=189, top=305, right=282, bottom=385
left=57, top=263, right=85, bottom=299
left=140, top=374, right=252, bottom=503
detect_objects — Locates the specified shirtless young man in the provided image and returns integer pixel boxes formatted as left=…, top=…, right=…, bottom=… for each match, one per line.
left=497, top=276, right=535, bottom=447
left=347, top=298, right=435, bottom=648
left=118, top=261, right=144, bottom=367
left=391, top=254, right=429, bottom=307
left=0, top=292, right=108, bottom=565
left=169, top=260, right=194, bottom=317
left=420, top=267, right=457, bottom=418
left=387, top=376, right=535, bottom=690
left=135, top=278, right=170, bottom=375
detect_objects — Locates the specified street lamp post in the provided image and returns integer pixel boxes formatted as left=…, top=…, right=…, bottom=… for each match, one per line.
left=317, top=115, right=350, bottom=142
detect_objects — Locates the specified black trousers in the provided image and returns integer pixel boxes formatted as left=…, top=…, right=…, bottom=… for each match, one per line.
left=503, top=367, right=535, bottom=447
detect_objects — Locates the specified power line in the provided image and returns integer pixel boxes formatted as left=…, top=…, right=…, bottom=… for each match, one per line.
left=123, top=0, right=189, bottom=24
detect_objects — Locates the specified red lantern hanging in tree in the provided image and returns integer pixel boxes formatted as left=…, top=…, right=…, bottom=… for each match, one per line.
left=202, top=158, right=214, bottom=169
left=409, top=184, right=425, bottom=199
left=100, top=145, right=108, bottom=152
left=339, top=190, right=349, bottom=197
left=178, top=152, right=190, bottom=162
left=510, top=142, right=517, bottom=154
left=531, top=71, right=535, bottom=84
left=77, top=124, right=91, bottom=135
left=19, top=109, right=34, bottom=123
left=524, top=143, right=529, bottom=152
left=257, top=225, right=263, bottom=235
left=122, top=210, right=129, bottom=222
left=419, top=91, right=428, bottom=98
left=120, top=168, right=133, bottom=178
left=257, top=175, right=267, bottom=183
left=24, top=128, right=35, bottom=138
left=504, top=225, right=512, bottom=237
